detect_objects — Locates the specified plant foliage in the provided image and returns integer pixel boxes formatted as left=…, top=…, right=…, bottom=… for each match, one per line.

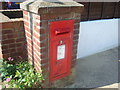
left=0, top=57, right=44, bottom=89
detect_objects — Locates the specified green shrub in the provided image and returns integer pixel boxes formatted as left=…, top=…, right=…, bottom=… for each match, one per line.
left=0, top=57, right=44, bottom=89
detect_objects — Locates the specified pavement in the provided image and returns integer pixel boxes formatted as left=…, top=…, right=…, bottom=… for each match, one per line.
left=0, top=47, right=119, bottom=89
left=67, top=47, right=119, bottom=89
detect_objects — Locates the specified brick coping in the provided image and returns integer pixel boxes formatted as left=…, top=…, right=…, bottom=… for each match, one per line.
left=20, top=0, right=83, bottom=14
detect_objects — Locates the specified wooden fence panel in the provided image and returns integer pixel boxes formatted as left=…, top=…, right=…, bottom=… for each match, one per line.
left=80, top=2, right=89, bottom=21
left=78, top=2, right=119, bottom=21
left=102, top=2, right=116, bottom=19
left=88, top=2, right=103, bottom=20
left=114, top=2, right=119, bottom=18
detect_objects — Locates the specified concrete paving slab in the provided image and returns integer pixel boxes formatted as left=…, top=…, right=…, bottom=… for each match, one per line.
left=67, top=47, right=119, bottom=88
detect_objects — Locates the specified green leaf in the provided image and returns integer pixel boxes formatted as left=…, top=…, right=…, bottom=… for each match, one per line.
left=16, top=70, right=21, bottom=76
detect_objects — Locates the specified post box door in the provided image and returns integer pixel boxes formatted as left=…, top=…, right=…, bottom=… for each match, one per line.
left=50, top=38, right=72, bottom=81
left=50, top=20, right=74, bottom=81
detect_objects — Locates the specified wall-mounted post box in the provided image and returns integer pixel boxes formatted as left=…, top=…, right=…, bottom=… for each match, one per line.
left=50, top=20, right=74, bottom=81
left=21, top=0, right=84, bottom=88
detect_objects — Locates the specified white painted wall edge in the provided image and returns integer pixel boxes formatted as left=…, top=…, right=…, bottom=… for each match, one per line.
left=77, top=19, right=119, bottom=59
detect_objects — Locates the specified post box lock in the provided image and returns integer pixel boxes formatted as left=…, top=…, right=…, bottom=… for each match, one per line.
left=50, top=20, right=74, bottom=81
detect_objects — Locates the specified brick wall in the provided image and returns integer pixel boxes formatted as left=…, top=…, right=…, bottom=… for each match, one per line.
left=23, top=5, right=83, bottom=87
left=0, top=20, right=26, bottom=60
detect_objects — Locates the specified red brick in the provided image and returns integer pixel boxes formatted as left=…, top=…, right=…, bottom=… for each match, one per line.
left=28, top=51, right=32, bottom=58
left=73, top=49, right=77, bottom=53
left=40, top=53, right=48, bottom=59
left=40, top=29, right=48, bottom=34
left=2, top=30, right=13, bottom=34
left=39, top=40, right=48, bottom=47
left=40, top=47, right=48, bottom=53
left=2, top=49, right=10, bottom=54
left=42, top=69, right=49, bottom=74
left=9, top=44, right=16, bottom=48
left=72, top=45, right=77, bottom=50
left=40, top=21, right=48, bottom=27
left=34, top=44, right=40, bottom=51
left=41, top=59, right=48, bottom=64
left=34, top=62, right=41, bottom=70
left=46, top=7, right=71, bottom=14
left=10, top=52, right=22, bottom=56
left=40, top=14, right=55, bottom=20
left=27, top=43, right=32, bottom=48
left=9, top=48, right=16, bottom=52
left=74, top=19, right=81, bottom=23
left=15, top=33, right=25, bottom=38
left=61, top=13, right=74, bottom=19
left=24, top=21, right=29, bottom=26
left=71, top=60, right=76, bottom=68
left=2, top=35, right=8, bottom=40
left=27, top=37, right=32, bottom=44
left=73, top=40, right=78, bottom=45
left=34, top=31, right=40, bottom=39
left=38, top=8, right=48, bottom=14
left=2, top=45, right=9, bottom=50
left=26, top=31, right=31, bottom=37
left=74, top=13, right=81, bottom=18
left=41, top=13, right=74, bottom=20
left=34, top=53, right=41, bottom=60
left=36, top=15, right=40, bottom=20
left=71, top=7, right=84, bottom=13
left=16, top=43, right=23, bottom=47
left=71, top=59, right=76, bottom=65
left=41, top=64, right=48, bottom=69
left=23, top=14, right=29, bottom=20
left=23, top=10, right=29, bottom=16
left=3, top=54, right=10, bottom=58
left=2, top=39, right=15, bottom=44
left=13, top=21, right=24, bottom=31
left=34, top=20, right=40, bottom=26
left=40, top=34, right=48, bottom=41
left=74, top=30, right=79, bottom=34
left=33, top=48, right=40, bottom=56
left=27, top=48, right=33, bottom=54
left=74, top=24, right=80, bottom=29
left=1, top=22, right=13, bottom=29
left=72, top=54, right=77, bottom=60
left=16, top=38, right=25, bottom=42
left=34, top=58, right=41, bottom=66
left=34, top=26, right=40, bottom=33
left=25, top=25, right=31, bottom=32
left=7, top=34, right=16, bottom=39
left=73, top=35, right=79, bottom=40
left=34, top=65, right=41, bottom=72
left=16, top=47, right=23, bottom=52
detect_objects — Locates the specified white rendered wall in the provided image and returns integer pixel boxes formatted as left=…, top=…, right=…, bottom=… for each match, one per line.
left=77, top=19, right=119, bottom=59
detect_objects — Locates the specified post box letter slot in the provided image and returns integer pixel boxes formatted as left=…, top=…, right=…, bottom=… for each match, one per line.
left=55, top=28, right=70, bottom=35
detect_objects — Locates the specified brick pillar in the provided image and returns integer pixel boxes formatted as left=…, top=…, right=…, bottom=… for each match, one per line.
left=21, top=0, right=84, bottom=88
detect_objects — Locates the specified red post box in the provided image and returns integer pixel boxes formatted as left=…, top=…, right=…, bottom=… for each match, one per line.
left=50, top=20, right=74, bottom=81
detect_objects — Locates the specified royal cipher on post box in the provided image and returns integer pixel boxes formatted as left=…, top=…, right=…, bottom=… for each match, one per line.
left=20, top=0, right=84, bottom=87
left=50, top=20, right=74, bottom=81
